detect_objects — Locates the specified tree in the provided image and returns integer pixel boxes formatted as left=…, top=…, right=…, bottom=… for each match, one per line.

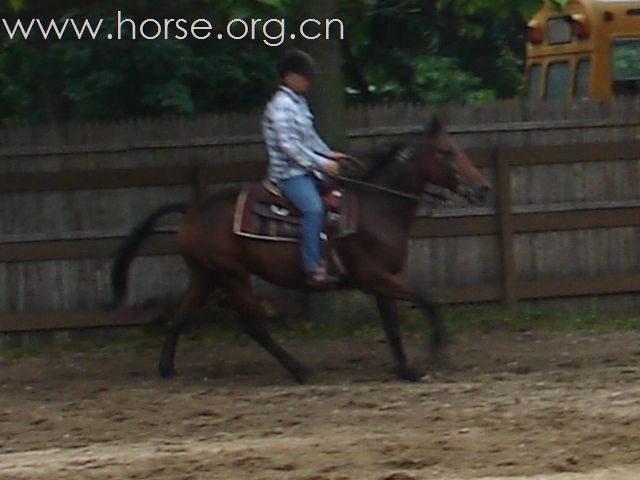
left=339, top=0, right=543, bottom=104
left=291, top=0, right=348, bottom=148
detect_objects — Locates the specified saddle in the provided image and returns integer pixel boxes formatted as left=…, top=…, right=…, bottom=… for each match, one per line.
left=234, top=180, right=358, bottom=241
left=233, top=180, right=358, bottom=277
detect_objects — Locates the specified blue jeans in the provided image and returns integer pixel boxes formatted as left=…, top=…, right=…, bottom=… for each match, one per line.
left=280, top=174, right=323, bottom=273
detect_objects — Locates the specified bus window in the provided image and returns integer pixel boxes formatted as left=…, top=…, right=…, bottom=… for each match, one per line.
left=547, top=16, right=572, bottom=45
left=526, top=63, right=542, bottom=100
left=611, top=38, right=640, bottom=96
left=574, top=59, right=591, bottom=98
left=545, top=61, right=570, bottom=100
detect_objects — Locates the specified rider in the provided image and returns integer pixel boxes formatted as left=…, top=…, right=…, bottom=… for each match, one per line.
left=263, top=48, right=347, bottom=286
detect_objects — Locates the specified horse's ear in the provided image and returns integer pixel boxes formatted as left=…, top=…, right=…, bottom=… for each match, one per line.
left=427, top=114, right=444, bottom=136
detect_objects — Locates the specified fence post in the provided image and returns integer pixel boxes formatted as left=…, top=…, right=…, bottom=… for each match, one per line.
left=495, top=146, right=518, bottom=307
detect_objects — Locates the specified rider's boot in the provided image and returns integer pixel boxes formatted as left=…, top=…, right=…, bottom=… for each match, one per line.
left=306, top=260, right=340, bottom=288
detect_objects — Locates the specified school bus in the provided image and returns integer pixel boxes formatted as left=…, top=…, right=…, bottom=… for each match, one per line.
left=526, top=0, right=640, bottom=100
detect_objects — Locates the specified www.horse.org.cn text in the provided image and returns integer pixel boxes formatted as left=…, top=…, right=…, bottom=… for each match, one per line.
left=0, top=11, right=346, bottom=47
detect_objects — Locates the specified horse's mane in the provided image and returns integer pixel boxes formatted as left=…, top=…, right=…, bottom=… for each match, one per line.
left=358, top=142, right=405, bottom=181
left=357, top=132, right=421, bottom=181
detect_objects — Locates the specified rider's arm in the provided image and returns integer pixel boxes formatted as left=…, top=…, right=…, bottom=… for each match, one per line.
left=270, top=98, right=332, bottom=173
left=301, top=99, right=342, bottom=160
left=307, top=117, right=331, bottom=156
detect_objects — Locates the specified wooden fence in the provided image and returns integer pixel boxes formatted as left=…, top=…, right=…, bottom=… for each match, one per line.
left=2, top=99, right=640, bottom=333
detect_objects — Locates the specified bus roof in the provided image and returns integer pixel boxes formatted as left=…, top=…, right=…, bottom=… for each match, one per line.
left=592, top=0, right=640, bottom=10
left=531, top=0, right=640, bottom=37
left=562, top=0, right=640, bottom=14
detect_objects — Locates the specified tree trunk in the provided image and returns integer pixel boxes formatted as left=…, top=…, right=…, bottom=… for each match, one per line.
left=291, top=0, right=348, bottom=150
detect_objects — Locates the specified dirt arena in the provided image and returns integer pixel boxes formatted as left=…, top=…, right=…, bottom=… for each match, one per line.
left=1, top=329, right=639, bottom=480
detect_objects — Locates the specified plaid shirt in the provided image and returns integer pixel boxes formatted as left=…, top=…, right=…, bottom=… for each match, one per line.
left=263, top=86, right=331, bottom=184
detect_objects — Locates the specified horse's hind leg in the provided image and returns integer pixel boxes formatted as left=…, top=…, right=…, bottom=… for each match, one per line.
left=225, top=278, right=311, bottom=384
left=375, top=295, right=425, bottom=381
left=158, top=278, right=209, bottom=378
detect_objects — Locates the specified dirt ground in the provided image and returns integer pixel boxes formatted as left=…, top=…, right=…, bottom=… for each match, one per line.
left=1, top=329, right=640, bottom=480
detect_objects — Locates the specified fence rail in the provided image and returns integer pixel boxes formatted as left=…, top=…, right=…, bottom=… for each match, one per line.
left=4, top=141, right=640, bottom=195
left=0, top=118, right=639, bottom=160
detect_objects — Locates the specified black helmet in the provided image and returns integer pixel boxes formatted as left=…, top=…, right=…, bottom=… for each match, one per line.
left=277, top=49, right=318, bottom=79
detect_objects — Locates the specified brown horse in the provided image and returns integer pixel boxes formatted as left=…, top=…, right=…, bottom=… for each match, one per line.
left=109, top=116, right=490, bottom=383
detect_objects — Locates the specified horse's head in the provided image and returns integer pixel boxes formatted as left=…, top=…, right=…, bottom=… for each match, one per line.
left=413, top=115, right=491, bottom=203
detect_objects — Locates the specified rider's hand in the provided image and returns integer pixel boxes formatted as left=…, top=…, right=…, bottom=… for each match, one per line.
left=327, top=151, right=348, bottom=162
left=323, top=160, right=340, bottom=177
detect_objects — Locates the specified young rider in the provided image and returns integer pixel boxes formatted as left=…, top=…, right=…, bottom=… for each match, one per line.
left=262, top=49, right=347, bottom=286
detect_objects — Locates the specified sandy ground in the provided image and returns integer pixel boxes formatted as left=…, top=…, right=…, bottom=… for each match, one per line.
left=0, top=330, right=639, bottom=480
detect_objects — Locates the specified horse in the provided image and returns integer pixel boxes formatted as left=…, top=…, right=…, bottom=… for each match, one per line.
left=109, top=115, right=490, bottom=383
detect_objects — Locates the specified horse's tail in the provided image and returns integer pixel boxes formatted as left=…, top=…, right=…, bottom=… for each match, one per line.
left=108, top=203, right=189, bottom=310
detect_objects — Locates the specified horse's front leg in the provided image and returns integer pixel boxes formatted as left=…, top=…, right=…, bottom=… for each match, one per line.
left=375, top=295, right=425, bottom=381
left=370, top=273, right=446, bottom=369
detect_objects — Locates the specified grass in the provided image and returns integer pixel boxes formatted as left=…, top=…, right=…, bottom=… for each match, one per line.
left=0, top=327, right=162, bottom=363
left=439, top=304, right=640, bottom=335
left=2, top=304, right=640, bottom=363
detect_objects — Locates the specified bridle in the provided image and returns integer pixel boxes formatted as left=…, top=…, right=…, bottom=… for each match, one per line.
left=333, top=146, right=458, bottom=204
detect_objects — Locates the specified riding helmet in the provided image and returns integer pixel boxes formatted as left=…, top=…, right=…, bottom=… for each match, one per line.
left=277, top=49, right=318, bottom=79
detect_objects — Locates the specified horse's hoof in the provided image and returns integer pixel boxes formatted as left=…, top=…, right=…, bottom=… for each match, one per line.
left=290, top=365, right=312, bottom=385
left=427, top=351, right=452, bottom=371
left=395, top=366, right=426, bottom=382
left=158, top=363, right=175, bottom=378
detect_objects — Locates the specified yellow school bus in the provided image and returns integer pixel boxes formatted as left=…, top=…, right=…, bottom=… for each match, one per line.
left=526, top=0, right=640, bottom=100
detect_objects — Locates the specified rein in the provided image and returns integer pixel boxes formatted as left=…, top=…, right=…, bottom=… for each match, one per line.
left=337, top=175, right=423, bottom=201
left=319, top=151, right=423, bottom=201
left=319, top=151, right=448, bottom=203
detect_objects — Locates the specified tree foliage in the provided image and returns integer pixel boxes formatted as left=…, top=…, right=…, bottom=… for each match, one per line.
left=549, top=0, right=570, bottom=10
left=341, top=0, right=540, bottom=104
left=0, top=0, right=543, bottom=123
